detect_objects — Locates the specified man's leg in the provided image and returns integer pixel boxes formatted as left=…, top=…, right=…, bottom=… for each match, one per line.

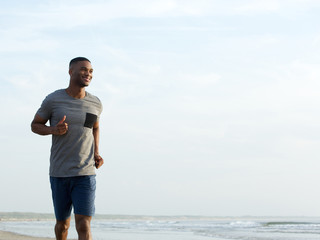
left=75, top=214, right=92, bottom=240
left=50, top=177, right=73, bottom=240
left=55, top=217, right=71, bottom=240
left=71, top=176, right=96, bottom=240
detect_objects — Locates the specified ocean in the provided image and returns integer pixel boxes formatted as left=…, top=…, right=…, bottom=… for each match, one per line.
left=0, top=213, right=320, bottom=240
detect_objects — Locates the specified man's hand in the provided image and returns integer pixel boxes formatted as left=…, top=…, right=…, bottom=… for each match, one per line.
left=94, top=154, right=104, bottom=169
left=53, top=115, right=68, bottom=135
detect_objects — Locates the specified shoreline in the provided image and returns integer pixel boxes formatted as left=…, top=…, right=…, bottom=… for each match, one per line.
left=0, top=230, right=77, bottom=240
left=0, top=230, right=54, bottom=240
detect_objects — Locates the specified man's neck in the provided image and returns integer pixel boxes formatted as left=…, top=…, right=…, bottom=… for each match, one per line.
left=65, top=86, right=86, bottom=99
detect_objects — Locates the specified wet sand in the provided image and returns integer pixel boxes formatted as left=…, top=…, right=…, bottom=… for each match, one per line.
left=0, top=230, right=55, bottom=240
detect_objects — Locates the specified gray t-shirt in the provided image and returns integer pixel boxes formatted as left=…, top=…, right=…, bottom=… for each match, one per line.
left=36, top=89, right=103, bottom=177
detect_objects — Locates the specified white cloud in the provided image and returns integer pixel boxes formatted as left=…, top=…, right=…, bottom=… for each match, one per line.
left=1, top=0, right=319, bottom=37
left=235, top=0, right=280, bottom=14
left=177, top=72, right=221, bottom=86
left=275, top=60, right=320, bottom=101
left=1, top=0, right=204, bottom=31
left=0, top=31, right=59, bottom=52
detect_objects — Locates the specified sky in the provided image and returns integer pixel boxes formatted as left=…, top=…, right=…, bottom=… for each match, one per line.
left=1, top=0, right=320, bottom=217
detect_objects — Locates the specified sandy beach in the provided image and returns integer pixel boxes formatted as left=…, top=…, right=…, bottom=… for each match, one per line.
left=0, top=230, right=55, bottom=240
left=0, top=230, right=77, bottom=240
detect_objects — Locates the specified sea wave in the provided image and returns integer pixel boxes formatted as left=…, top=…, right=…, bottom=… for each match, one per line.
left=1, top=213, right=320, bottom=240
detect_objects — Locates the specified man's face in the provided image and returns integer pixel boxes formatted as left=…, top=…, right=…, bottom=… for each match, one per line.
left=70, top=61, right=93, bottom=87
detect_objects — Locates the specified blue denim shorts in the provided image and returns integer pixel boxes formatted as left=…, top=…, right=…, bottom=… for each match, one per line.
left=50, top=175, right=96, bottom=221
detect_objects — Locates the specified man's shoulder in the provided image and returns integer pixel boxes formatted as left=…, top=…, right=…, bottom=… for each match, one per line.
left=46, top=89, right=66, bottom=99
left=41, top=89, right=66, bottom=105
left=86, top=91, right=102, bottom=104
left=85, top=91, right=103, bottom=114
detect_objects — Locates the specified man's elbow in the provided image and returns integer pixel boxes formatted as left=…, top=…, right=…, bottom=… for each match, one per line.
left=31, top=121, right=46, bottom=135
left=31, top=121, right=38, bottom=134
left=31, top=115, right=49, bottom=135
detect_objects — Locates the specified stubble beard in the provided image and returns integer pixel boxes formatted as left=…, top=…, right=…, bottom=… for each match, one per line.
left=77, top=75, right=91, bottom=87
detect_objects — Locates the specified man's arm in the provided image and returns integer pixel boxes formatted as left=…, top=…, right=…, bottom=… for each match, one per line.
left=93, top=121, right=104, bottom=169
left=31, top=114, right=68, bottom=136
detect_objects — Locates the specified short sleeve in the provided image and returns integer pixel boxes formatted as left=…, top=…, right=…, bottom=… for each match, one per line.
left=36, top=95, right=52, bottom=120
left=95, top=96, right=103, bottom=121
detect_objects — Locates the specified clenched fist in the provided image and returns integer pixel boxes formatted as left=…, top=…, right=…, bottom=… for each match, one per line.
left=53, top=115, right=68, bottom=135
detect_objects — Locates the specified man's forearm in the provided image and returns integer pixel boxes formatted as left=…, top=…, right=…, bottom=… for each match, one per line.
left=93, top=126, right=100, bottom=155
left=93, top=125, right=104, bottom=169
left=31, top=122, right=54, bottom=136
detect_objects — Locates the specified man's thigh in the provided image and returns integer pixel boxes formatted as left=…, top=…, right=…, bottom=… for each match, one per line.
left=50, top=177, right=73, bottom=221
left=71, top=175, right=96, bottom=217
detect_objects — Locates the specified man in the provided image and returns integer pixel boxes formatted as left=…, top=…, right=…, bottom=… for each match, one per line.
left=31, top=57, right=103, bottom=240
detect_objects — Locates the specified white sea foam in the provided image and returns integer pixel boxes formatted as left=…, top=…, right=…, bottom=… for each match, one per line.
left=0, top=215, right=320, bottom=240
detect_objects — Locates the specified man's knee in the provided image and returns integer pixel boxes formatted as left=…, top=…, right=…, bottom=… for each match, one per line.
left=75, top=215, right=92, bottom=233
left=55, top=219, right=71, bottom=233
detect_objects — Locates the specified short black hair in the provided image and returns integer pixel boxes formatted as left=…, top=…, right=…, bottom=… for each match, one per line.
left=69, top=57, right=91, bottom=68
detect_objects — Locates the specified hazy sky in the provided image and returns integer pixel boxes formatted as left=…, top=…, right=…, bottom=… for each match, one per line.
left=1, top=0, right=320, bottom=216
